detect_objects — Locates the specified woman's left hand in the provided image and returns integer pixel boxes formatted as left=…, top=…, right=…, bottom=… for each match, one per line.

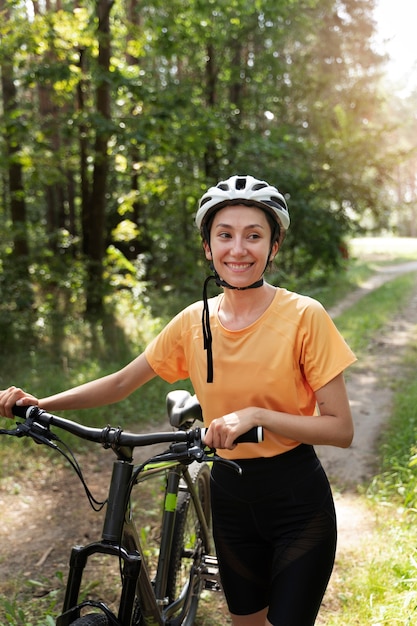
left=204, top=407, right=255, bottom=449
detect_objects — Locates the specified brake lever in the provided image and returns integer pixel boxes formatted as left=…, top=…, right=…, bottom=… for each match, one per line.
left=139, top=443, right=241, bottom=475
left=0, top=426, right=21, bottom=436
left=170, top=440, right=243, bottom=474
left=12, top=418, right=59, bottom=446
left=169, top=442, right=206, bottom=461
left=169, top=442, right=242, bottom=473
left=143, top=445, right=204, bottom=466
left=0, top=422, right=37, bottom=438
left=204, top=450, right=242, bottom=474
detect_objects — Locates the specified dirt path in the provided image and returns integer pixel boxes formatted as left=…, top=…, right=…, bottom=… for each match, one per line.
left=325, top=260, right=417, bottom=320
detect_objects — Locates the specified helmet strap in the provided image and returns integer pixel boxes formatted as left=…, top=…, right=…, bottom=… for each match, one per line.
left=209, top=263, right=264, bottom=291
left=202, top=261, right=267, bottom=384
left=202, top=274, right=216, bottom=383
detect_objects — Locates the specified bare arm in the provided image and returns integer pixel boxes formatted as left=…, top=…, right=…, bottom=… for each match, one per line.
left=204, top=372, right=354, bottom=450
left=0, top=353, right=157, bottom=418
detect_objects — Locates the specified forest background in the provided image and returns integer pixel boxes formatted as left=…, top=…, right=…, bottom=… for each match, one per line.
left=1, top=0, right=416, bottom=354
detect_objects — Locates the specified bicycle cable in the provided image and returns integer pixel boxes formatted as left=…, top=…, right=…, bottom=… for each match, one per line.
left=1, top=419, right=107, bottom=512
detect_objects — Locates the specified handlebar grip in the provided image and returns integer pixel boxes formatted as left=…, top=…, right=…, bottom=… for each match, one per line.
left=201, top=426, right=263, bottom=445
left=234, top=426, right=264, bottom=444
left=12, top=404, right=36, bottom=419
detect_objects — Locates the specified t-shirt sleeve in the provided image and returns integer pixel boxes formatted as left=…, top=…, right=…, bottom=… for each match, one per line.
left=145, top=309, right=191, bottom=383
left=299, top=299, right=356, bottom=392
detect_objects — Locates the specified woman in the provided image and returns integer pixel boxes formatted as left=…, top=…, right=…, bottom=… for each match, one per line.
left=0, top=175, right=356, bottom=626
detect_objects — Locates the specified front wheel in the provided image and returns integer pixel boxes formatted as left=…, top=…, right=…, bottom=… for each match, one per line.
left=166, top=462, right=211, bottom=624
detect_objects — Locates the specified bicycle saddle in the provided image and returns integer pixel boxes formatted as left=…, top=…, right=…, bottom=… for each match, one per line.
left=166, top=390, right=203, bottom=429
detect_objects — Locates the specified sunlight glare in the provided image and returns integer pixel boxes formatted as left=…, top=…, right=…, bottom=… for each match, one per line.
left=373, top=0, right=417, bottom=95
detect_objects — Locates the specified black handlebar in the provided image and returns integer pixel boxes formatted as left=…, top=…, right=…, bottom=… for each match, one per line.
left=11, top=405, right=195, bottom=448
left=10, top=404, right=263, bottom=448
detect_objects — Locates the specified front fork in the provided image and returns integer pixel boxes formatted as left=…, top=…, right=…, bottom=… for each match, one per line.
left=57, top=459, right=164, bottom=626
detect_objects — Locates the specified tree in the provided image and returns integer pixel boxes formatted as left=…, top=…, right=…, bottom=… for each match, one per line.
left=83, top=0, right=115, bottom=315
left=0, top=0, right=35, bottom=347
left=0, top=0, right=409, bottom=342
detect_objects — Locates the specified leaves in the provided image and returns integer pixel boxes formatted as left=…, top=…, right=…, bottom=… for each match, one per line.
left=0, top=0, right=413, bottom=327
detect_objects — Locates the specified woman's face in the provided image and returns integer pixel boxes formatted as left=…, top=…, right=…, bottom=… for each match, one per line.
left=203, top=205, right=279, bottom=288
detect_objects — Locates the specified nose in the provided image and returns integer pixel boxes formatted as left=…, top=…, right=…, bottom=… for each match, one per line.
left=231, top=236, right=246, bottom=256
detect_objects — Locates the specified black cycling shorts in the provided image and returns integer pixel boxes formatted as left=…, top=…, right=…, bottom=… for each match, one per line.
left=210, top=444, right=337, bottom=626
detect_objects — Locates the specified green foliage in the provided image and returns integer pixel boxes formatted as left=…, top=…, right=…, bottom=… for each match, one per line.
left=1, top=0, right=406, bottom=333
left=323, top=518, right=417, bottom=624
left=0, top=574, right=63, bottom=626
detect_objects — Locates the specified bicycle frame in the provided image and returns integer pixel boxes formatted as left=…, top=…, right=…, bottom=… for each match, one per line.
left=57, top=454, right=212, bottom=626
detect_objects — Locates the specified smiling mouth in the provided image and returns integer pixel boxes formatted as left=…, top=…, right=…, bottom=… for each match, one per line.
left=225, top=263, right=253, bottom=271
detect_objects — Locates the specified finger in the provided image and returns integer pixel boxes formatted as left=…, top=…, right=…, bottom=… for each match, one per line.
left=0, top=387, right=15, bottom=418
left=16, top=396, right=39, bottom=407
left=1, top=387, right=32, bottom=419
left=205, top=424, right=224, bottom=449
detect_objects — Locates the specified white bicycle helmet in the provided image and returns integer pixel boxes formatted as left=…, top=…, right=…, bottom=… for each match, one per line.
left=195, top=174, right=290, bottom=231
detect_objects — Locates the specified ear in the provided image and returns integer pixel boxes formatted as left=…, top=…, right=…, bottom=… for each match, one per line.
left=203, top=241, right=212, bottom=260
left=269, top=241, right=279, bottom=262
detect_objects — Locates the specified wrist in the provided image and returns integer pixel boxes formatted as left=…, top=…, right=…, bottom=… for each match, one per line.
left=252, top=406, right=265, bottom=427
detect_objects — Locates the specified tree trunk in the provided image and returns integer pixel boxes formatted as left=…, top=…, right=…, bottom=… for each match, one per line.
left=203, top=43, right=219, bottom=180
left=0, top=0, right=33, bottom=324
left=1, top=66, right=29, bottom=260
left=84, top=0, right=115, bottom=316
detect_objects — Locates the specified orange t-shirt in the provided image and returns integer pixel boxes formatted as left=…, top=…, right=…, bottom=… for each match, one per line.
left=145, top=288, right=356, bottom=459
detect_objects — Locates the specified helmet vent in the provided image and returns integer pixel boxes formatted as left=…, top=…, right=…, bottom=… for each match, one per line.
left=235, top=177, right=247, bottom=190
left=218, top=183, right=229, bottom=191
left=200, top=196, right=212, bottom=207
left=252, top=183, right=268, bottom=191
left=270, top=196, right=287, bottom=209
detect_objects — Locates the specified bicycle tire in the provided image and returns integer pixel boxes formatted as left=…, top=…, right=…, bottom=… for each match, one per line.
left=70, top=614, right=109, bottom=625
left=166, top=461, right=211, bottom=623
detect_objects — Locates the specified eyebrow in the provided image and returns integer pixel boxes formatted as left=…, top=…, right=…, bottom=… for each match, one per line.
left=214, top=222, right=266, bottom=230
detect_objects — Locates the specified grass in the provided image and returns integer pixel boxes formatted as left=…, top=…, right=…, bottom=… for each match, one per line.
left=1, top=236, right=417, bottom=625
left=368, top=355, right=417, bottom=509
left=322, top=515, right=417, bottom=624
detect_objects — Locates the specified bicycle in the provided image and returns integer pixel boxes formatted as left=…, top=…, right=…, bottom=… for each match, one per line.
left=1, top=390, right=262, bottom=626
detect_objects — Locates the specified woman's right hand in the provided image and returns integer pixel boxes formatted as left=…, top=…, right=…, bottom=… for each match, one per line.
left=0, top=387, right=39, bottom=419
